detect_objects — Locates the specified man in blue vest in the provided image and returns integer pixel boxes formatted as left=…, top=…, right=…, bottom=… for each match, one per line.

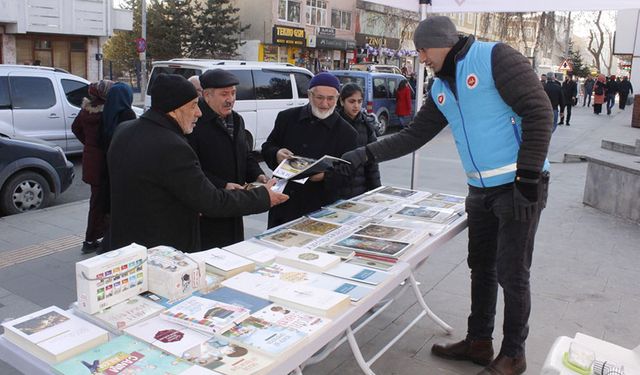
left=342, top=16, right=552, bottom=375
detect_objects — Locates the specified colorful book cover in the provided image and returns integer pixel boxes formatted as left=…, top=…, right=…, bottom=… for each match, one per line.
left=162, top=296, right=250, bottom=334
left=333, top=234, right=410, bottom=258
left=251, top=304, right=329, bottom=335
left=327, top=200, right=374, bottom=214
left=187, top=338, right=271, bottom=374
left=354, top=223, right=414, bottom=241
left=221, top=316, right=306, bottom=357
left=53, top=335, right=195, bottom=375
left=124, top=316, right=213, bottom=358
left=2, top=305, right=109, bottom=364
left=286, top=217, right=341, bottom=236
left=255, top=229, right=318, bottom=248
left=140, top=290, right=205, bottom=309
left=201, top=287, right=272, bottom=314
left=375, top=186, right=420, bottom=198
left=394, top=205, right=457, bottom=224
left=308, top=208, right=359, bottom=224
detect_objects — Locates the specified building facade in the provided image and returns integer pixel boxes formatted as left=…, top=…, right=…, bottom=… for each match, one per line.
left=234, top=0, right=357, bottom=71
left=0, top=0, right=132, bottom=81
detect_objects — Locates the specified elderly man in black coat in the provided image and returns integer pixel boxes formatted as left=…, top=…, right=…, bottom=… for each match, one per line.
left=108, top=74, right=288, bottom=253
left=262, top=72, right=357, bottom=228
left=187, top=70, right=268, bottom=249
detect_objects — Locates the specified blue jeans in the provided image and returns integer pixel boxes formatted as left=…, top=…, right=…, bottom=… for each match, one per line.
left=606, top=94, right=616, bottom=111
left=552, top=109, right=558, bottom=132
left=464, top=175, right=549, bottom=357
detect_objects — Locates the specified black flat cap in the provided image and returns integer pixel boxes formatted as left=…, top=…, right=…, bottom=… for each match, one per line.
left=200, top=69, right=240, bottom=89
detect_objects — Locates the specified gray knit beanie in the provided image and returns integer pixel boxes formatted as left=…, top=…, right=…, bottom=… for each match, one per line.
left=413, top=16, right=459, bottom=50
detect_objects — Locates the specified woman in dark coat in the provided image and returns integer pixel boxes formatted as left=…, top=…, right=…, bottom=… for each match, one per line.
left=71, top=80, right=113, bottom=253
left=337, top=83, right=381, bottom=198
left=395, top=79, right=413, bottom=127
left=99, top=82, right=136, bottom=253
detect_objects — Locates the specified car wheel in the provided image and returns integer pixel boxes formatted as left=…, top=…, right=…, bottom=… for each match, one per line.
left=0, top=171, right=51, bottom=215
left=376, top=113, right=388, bottom=136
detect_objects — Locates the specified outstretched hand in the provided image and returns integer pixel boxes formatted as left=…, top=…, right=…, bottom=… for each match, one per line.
left=264, top=178, right=289, bottom=207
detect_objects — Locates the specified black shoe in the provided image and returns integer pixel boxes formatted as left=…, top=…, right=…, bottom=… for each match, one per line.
left=81, top=240, right=101, bottom=254
left=432, top=338, right=494, bottom=366
left=566, top=123, right=570, bottom=126
left=558, top=121, right=564, bottom=125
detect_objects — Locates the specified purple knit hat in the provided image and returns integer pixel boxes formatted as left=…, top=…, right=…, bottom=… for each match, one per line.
left=309, top=72, right=340, bottom=92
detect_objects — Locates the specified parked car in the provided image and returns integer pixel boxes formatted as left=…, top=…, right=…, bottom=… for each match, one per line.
left=329, top=70, right=416, bottom=135
left=0, top=65, right=143, bottom=154
left=349, top=63, right=403, bottom=75
left=146, top=59, right=314, bottom=150
left=0, top=135, right=74, bottom=215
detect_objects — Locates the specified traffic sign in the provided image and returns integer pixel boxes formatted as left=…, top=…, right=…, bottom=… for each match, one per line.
left=559, top=59, right=573, bottom=71
left=135, top=38, right=147, bottom=53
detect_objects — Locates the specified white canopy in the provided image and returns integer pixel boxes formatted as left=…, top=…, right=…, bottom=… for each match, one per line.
left=367, top=0, right=640, bottom=13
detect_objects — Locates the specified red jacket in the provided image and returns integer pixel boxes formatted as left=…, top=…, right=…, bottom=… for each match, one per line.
left=71, top=98, right=106, bottom=185
left=396, top=85, right=412, bottom=116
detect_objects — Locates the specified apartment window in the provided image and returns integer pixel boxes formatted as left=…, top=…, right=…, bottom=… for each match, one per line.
left=306, top=0, right=327, bottom=26
left=278, top=0, right=301, bottom=23
left=331, top=9, right=352, bottom=30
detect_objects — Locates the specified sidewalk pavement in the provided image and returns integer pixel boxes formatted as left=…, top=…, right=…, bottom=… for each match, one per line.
left=1, top=104, right=639, bottom=375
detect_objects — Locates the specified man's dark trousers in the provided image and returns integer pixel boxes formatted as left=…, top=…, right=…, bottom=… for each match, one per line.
left=583, top=92, right=591, bottom=107
left=464, top=175, right=549, bottom=357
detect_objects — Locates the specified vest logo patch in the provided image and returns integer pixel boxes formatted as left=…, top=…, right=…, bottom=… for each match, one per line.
left=437, top=93, right=445, bottom=105
left=466, top=74, right=478, bottom=89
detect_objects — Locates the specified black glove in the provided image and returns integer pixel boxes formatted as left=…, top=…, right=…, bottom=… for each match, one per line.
left=341, top=146, right=369, bottom=171
left=513, top=170, right=540, bottom=222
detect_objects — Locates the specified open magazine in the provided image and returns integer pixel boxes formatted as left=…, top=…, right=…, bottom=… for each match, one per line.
left=273, top=155, right=351, bottom=183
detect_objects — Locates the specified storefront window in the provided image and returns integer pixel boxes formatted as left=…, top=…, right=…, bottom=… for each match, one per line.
left=278, top=0, right=300, bottom=23
left=331, top=9, right=351, bottom=30
left=16, top=39, right=33, bottom=65
left=306, top=0, right=327, bottom=26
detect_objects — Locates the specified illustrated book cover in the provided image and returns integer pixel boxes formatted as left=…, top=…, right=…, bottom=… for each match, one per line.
left=221, top=316, right=306, bottom=357
left=161, top=296, right=250, bottom=334
left=2, top=305, right=109, bottom=364
left=201, top=287, right=272, bottom=314
left=272, top=155, right=350, bottom=182
left=124, top=316, right=213, bottom=358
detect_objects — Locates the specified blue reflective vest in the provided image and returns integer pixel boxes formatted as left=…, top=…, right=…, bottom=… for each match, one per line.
left=430, top=41, right=549, bottom=187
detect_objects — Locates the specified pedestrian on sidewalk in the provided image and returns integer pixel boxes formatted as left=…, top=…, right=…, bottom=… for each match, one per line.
left=618, top=76, right=634, bottom=110
left=582, top=76, right=594, bottom=107
left=606, top=75, right=618, bottom=115
left=560, top=74, right=577, bottom=126
left=71, top=80, right=114, bottom=254
left=593, top=74, right=607, bottom=115
left=98, top=82, right=136, bottom=253
left=107, top=74, right=289, bottom=253
left=342, top=16, right=551, bottom=375
left=542, top=74, right=564, bottom=132
left=396, top=79, right=413, bottom=128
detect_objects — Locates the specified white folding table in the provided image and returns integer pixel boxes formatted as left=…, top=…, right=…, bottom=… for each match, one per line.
left=0, top=215, right=468, bottom=375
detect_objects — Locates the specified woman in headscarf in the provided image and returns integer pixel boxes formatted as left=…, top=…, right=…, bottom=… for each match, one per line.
left=101, top=82, right=136, bottom=150
left=593, top=74, right=607, bottom=115
left=99, top=82, right=136, bottom=253
left=336, top=83, right=381, bottom=198
left=71, top=80, right=114, bottom=253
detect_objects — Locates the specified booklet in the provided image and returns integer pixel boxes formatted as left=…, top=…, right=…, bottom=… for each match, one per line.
left=124, top=316, right=213, bottom=358
left=275, top=247, right=341, bottom=273
left=332, top=234, right=411, bottom=259
left=272, top=155, right=350, bottom=182
left=255, top=228, right=318, bottom=248
left=188, top=337, right=271, bottom=374
left=286, top=217, right=341, bottom=236
left=161, top=296, right=250, bottom=335
left=252, top=304, right=329, bottom=335
left=323, top=262, right=391, bottom=286
left=221, top=316, right=306, bottom=357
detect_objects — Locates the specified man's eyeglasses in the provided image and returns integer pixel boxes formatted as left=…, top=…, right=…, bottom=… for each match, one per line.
left=310, top=92, right=338, bottom=102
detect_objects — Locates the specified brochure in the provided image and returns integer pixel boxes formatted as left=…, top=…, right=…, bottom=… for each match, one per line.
left=332, top=234, right=411, bottom=258
left=256, top=228, right=318, bottom=248
left=286, top=217, right=341, bottom=236
left=272, top=155, right=350, bottom=182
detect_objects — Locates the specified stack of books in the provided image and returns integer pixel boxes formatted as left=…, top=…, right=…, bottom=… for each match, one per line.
left=190, top=247, right=256, bottom=278
left=2, top=306, right=109, bottom=364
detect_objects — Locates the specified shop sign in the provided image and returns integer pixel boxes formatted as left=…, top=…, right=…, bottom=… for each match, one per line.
left=317, top=37, right=345, bottom=49
left=317, top=27, right=336, bottom=38
left=273, top=25, right=306, bottom=46
left=355, top=33, right=400, bottom=50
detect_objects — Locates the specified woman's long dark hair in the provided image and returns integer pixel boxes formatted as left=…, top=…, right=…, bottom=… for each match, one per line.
left=340, top=82, right=364, bottom=101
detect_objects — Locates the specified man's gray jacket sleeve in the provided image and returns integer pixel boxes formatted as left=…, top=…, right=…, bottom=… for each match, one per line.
left=366, top=97, right=448, bottom=162
left=492, top=43, right=553, bottom=174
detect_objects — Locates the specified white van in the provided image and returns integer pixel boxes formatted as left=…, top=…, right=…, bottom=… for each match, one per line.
left=147, top=59, right=314, bottom=150
left=0, top=65, right=89, bottom=153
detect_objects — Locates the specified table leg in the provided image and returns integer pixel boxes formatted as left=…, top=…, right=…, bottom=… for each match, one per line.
left=346, top=327, right=376, bottom=375
left=409, top=272, right=453, bottom=334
